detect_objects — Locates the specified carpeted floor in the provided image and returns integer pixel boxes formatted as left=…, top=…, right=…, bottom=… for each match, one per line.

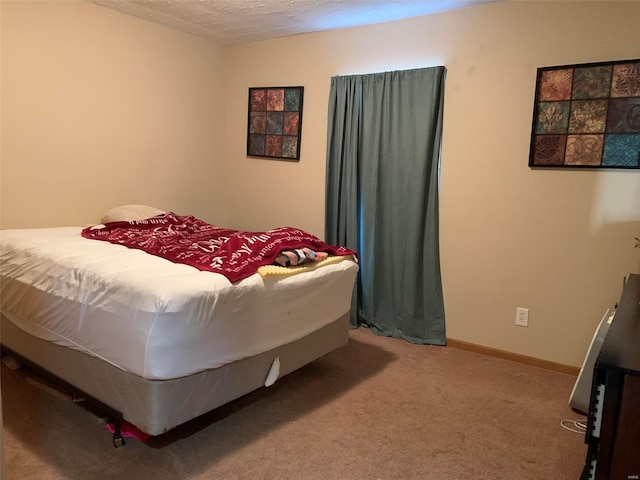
left=1, top=328, right=587, bottom=479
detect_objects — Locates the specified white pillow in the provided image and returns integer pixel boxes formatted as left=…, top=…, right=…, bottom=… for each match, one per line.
left=100, top=204, right=166, bottom=224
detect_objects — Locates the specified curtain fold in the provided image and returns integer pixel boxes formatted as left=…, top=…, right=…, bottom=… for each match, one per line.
left=325, top=67, right=446, bottom=345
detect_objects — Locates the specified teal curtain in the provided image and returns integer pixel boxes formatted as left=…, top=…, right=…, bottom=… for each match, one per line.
left=325, top=67, right=446, bottom=345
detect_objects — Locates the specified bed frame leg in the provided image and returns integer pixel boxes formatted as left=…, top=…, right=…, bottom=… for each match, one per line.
left=111, top=417, right=125, bottom=448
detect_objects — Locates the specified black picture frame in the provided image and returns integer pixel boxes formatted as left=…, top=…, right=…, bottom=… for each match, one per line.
left=247, top=86, right=304, bottom=161
left=528, top=59, right=640, bottom=169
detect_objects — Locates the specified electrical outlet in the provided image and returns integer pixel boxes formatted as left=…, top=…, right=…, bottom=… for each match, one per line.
left=516, top=307, right=529, bottom=327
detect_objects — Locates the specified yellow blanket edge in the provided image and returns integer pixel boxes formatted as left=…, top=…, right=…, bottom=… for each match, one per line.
left=258, top=255, right=353, bottom=278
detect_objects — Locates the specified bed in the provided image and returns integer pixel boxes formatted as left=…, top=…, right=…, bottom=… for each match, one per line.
left=0, top=207, right=358, bottom=445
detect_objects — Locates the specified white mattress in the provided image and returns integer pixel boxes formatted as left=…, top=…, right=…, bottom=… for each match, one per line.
left=0, top=227, right=358, bottom=380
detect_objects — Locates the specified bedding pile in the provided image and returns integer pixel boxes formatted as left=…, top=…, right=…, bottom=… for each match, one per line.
left=82, top=213, right=356, bottom=282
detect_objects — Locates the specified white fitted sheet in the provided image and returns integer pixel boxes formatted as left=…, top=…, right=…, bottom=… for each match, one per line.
left=0, top=227, right=358, bottom=380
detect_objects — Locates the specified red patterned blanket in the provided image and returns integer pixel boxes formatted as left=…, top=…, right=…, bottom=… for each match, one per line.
left=81, top=213, right=356, bottom=283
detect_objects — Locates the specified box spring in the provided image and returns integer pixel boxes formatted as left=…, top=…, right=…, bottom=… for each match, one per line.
left=1, top=312, right=348, bottom=436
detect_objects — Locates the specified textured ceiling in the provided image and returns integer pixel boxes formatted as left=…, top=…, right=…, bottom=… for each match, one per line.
left=88, top=0, right=500, bottom=46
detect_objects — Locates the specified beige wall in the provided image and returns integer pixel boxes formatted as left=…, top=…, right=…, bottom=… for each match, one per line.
left=1, top=1, right=229, bottom=228
left=222, top=1, right=640, bottom=367
left=1, top=1, right=639, bottom=367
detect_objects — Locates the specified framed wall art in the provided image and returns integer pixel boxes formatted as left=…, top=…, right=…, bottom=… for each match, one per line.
left=247, top=86, right=304, bottom=161
left=528, top=58, right=640, bottom=169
